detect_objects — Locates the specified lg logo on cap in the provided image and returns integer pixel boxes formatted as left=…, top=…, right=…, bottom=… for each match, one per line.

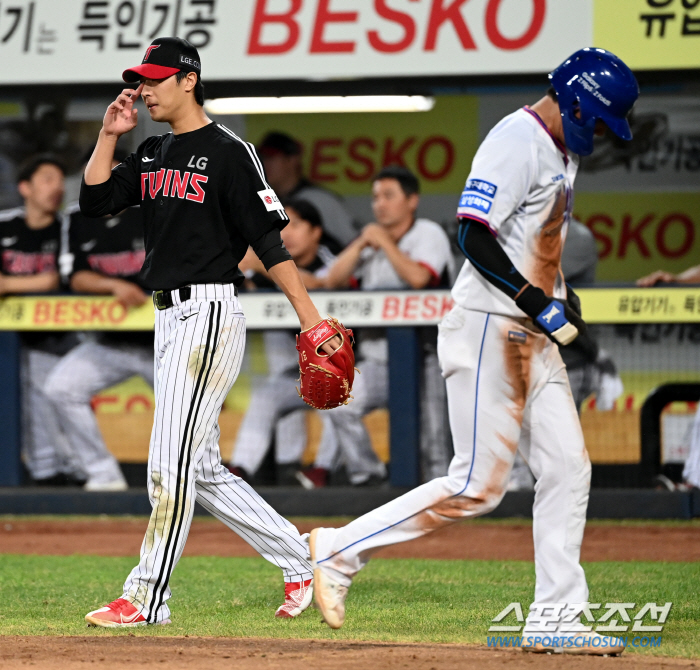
left=143, top=45, right=160, bottom=62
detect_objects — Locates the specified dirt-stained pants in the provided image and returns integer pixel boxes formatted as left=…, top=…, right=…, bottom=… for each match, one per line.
left=122, top=284, right=312, bottom=623
left=314, top=306, right=591, bottom=610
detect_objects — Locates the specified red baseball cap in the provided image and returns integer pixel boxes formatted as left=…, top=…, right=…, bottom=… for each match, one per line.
left=122, top=37, right=201, bottom=83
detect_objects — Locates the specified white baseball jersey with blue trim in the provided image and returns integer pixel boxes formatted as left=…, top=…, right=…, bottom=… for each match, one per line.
left=452, top=107, right=578, bottom=317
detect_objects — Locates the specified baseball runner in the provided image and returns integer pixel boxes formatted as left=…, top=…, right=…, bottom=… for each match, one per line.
left=0, top=155, right=83, bottom=485
left=44, top=187, right=151, bottom=491
left=310, top=49, right=639, bottom=656
left=80, top=37, right=349, bottom=627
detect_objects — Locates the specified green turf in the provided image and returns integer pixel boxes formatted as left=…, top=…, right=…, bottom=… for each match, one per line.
left=0, top=555, right=697, bottom=658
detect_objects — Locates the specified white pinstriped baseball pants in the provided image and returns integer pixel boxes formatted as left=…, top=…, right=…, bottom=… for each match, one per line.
left=314, top=307, right=591, bottom=613
left=121, top=284, right=312, bottom=623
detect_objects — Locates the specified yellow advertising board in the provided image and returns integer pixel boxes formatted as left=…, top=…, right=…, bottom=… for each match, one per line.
left=574, top=192, right=700, bottom=282
left=595, top=0, right=700, bottom=70
left=245, top=95, right=479, bottom=196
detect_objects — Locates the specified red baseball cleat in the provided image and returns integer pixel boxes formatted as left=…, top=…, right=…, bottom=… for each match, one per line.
left=85, top=598, right=170, bottom=628
left=274, top=579, right=313, bottom=618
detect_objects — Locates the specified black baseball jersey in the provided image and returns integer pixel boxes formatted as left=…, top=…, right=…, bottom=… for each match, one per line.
left=62, top=202, right=151, bottom=348
left=0, top=207, right=59, bottom=276
left=0, top=206, right=77, bottom=354
left=80, top=123, right=290, bottom=291
left=62, top=202, right=146, bottom=289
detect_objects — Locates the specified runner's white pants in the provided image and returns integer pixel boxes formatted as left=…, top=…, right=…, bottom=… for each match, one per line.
left=45, top=341, right=153, bottom=486
left=315, top=307, right=591, bottom=610
left=121, top=285, right=312, bottom=623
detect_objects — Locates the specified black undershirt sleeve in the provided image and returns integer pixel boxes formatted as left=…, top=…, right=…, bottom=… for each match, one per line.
left=457, top=218, right=528, bottom=300
left=251, top=228, right=292, bottom=271
left=79, top=149, right=142, bottom=217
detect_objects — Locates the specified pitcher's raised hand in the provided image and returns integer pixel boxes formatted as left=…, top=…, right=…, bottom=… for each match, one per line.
left=103, top=83, right=144, bottom=137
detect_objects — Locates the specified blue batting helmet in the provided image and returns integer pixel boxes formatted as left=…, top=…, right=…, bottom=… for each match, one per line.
left=549, top=48, right=639, bottom=157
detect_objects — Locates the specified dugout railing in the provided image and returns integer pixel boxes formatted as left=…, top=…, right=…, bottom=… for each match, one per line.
left=1, top=287, right=699, bottom=488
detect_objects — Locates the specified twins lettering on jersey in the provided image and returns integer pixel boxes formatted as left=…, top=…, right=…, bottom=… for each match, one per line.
left=2, top=250, right=55, bottom=274
left=141, top=169, right=208, bottom=204
left=88, top=250, right=146, bottom=276
left=458, top=178, right=498, bottom=215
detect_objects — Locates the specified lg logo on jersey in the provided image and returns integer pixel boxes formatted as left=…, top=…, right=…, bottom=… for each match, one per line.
left=141, top=169, right=208, bottom=204
left=187, top=155, right=208, bottom=170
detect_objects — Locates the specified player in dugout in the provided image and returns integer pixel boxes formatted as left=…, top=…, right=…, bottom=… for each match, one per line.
left=0, top=154, right=83, bottom=486
left=256, top=131, right=358, bottom=253
left=323, top=165, right=455, bottom=485
left=44, top=146, right=153, bottom=492
left=637, top=262, right=700, bottom=493
left=229, top=197, right=338, bottom=485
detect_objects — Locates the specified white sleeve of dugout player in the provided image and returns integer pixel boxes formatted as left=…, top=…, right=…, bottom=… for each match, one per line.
left=459, top=121, right=535, bottom=237
left=404, top=219, right=454, bottom=282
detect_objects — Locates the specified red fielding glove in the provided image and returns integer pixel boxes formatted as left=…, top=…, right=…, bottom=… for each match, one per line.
left=296, top=317, right=356, bottom=410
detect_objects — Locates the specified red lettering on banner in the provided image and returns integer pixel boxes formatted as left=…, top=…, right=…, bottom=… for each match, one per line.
left=417, top=136, right=454, bottom=180
left=54, top=300, right=68, bottom=325
left=171, top=171, right=191, bottom=198
left=403, top=295, right=419, bottom=319
left=381, top=294, right=454, bottom=321
left=310, top=139, right=341, bottom=182
left=383, top=137, right=415, bottom=168
left=345, top=137, right=376, bottom=181
left=440, top=295, right=454, bottom=315
left=368, top=0, right=416, bottom=53
left=310, top=0, right=358, bottom=53
left=33, top=301, right=50, bottom=324
left=90, top=301, right=107, bottom=323
left=485, top=0, right=545, bottom=50
left=656, top=213, right=695, bottom=259
left=187, top=174, right=209, bottom=203
left=108, top=302, right=128, bottom=323
left=248, top=0, right=302, bottom=54
left=126, top=395, right=153, bottom=412
left=74, top=300, right=88, bottom=325
left=585, top=214, right=614, bottom=259
left=148, top=169, right=165, bottom=199
left=423, top=294, right=438, bottom=319
left=91, top=395, right=118, bottom=412
left=424, top=0, right=476, bottom=51
left=618, top=214, right=653, bottom=258
left=383, top=296, right=400, bottom=319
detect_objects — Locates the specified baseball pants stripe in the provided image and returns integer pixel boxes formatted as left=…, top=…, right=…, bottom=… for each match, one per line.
left=314, top=307, right=590, bottom=611
left=122, top=285, right=312, bottom=623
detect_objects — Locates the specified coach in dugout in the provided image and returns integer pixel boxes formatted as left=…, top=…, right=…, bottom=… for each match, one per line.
left=43, top=148, right=153, bottom=492
left=323, top=166, right=455, bottom=485
left=0, top=154, right=83, bottom=485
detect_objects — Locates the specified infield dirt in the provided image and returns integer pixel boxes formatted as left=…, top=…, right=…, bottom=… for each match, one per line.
left=1, top=517, right=699, bottom=561
left=1, top=636, right=698, bottom=670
